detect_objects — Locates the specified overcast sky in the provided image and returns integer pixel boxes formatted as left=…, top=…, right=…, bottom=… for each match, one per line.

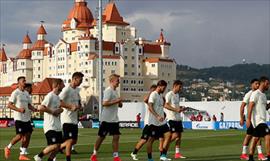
left=0, top=0, right=269, bottom=68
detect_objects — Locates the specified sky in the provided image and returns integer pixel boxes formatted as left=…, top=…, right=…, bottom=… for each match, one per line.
left=0, top=0, right=269, bottom=68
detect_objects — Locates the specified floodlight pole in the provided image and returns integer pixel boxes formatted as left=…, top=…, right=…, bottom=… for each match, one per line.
left=98, top=0, right=103, bottom=121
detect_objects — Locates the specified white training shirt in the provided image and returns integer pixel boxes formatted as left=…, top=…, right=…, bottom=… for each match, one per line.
left=60, top=85, right=81, bottom=125
left=42, top=91, right=62, bottom=133
left=147, top=91, right=166, bottom=126
left=165, top=91, right=182, bottom=121
left=9, top=88, right=31, bottom=122
left=243, top=90, right=253, bottom=104
left=250, top=89, right=268, bottom=127
left=100, top=86, right=119, bottom=123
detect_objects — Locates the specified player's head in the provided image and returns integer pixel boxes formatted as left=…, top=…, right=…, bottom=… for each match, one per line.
left=156, top=80, right=167, bottom=93
left=259, top=76, right=269, bottom=91
left=250, top=78, right=259, bottom=90
left=109, top=74, right=120, bottom=88
left=24, top=83, right=32, bottom=94
left=173, top=80, right=183, bottom=93
left=52, top=78, right=64, bottom=93
left=149, top=84, right=157, bottom=92
left=17, top=76, right=26, bottom=88
left=72, top=72, right=84, bottom=87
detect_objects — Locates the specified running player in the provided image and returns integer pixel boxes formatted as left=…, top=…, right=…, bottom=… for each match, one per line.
left=90, top=74, right=123, bottom=161
left=4, top=76, right=35, bottom=160
left=34, top=78, right=64, bottom=161
left=240, top=79, right=266, bottom=160
left=60, top=72, right=84, bottom=161
left=164, top=80, right=187, bottom=159
left=146, top=80, right=171, bottom=161
left=246, top=76, right=270, bottom=161
left=131, top=85, right=157, bottom=160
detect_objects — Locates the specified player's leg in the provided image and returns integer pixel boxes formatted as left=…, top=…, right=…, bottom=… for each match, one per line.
left=131, top=125, right=149, bottom=160
left=249, top=137, right=260, bottom=161
left=111, top=122, right=121, bottom=161
left=90, top=122, right=107, bottom=161
left=147, top=137, right=155, bottom=161
left=257, top=138, right=267, bottom=161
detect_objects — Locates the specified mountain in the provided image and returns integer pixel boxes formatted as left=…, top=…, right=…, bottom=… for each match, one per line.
left=177, top=63, right=270, bottom=84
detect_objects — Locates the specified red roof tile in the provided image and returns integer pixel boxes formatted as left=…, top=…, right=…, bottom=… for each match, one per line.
left=62, top=1, right=94, bottom=31
left=70, top=42, right=78, bottom=52
left=0, top=47, right=8, bottom=62
left=0, top=86, right=14, bottom=96
left=144, top=58, right=174, bottom=63
left=32, top=40, right=48, bottom=51
left=32, top=78, right=57, bottom=95
left=37, top=24, right=47, bottom=35
left=143, top=44, right=162, bottom=54
left=23, top=34, right=32, bottom=44
left=18, top=49, right=32, bottom=59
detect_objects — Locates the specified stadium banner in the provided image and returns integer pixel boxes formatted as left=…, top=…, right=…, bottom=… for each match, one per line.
left=91, top=121, right=140, bottom=128
left=33, top=120, right=44, bottom=128
left=192, top=121, right=215, bottom=130
left=0, top=120, right=8, bottom=128
left=218, top=121, right=244, bottom=130
left=183, top=121, right=192, bottom=129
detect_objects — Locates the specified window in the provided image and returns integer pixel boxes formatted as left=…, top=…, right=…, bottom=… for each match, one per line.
left=132, top=56, right=135, bottom=60
left=38, top=74, right=40, bottom=78
left=152, top=64, right=155, bottom=67
left=115, top=46, right=119, bottom=52
left=124, top=48, right=128, bottom=51
left=38, top=60, right=41, bottom=63
left=131, top=48, right=135, bottom=52
left=111, top=70, right=115, bottom=74
left=138, top=65, right=141, bottom=68
left=132, top=64, right=135, bottom=68
left=38, top=67, right=40, bottom=71
left=132, top=72, right=135, bottom=76
left=85, top=45, right=88, bottom=48
left=124, top=64, right=128, bottom=68
left=139, top=48, right=142, bottom=53
left=124, top=72, right=128, bottom=76
left=78, top=46, right=80, bottom=51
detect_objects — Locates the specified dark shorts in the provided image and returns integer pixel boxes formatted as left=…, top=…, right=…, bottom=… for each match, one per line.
left=98, top=122, right=121, bottom=137
left=140, top=125, right=150, bottom=140
left=45, top=130, right=63, bottom=145
left=15, top=120, right=33, bottom=134
left=63, top=123, right=78, bottom=140
left=168, top=120, right=184, bottom=133
left=148, top=123, right=170, bottom=139
left=246, top=123, right=255, bottom=135
left=253, top=123, right=270, bottom=138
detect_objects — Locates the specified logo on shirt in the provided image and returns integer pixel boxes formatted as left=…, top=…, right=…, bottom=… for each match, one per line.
left=52, top=137, right=56, bottom=143
left=266, top=128, right=269, bottom=133
left=152, top=131, right=155, bottom=135
left=69, top=132, right=73, bottom=137
left=172, top=128, right=175, bottom=132
left=18, top=128, right=22, bottom=132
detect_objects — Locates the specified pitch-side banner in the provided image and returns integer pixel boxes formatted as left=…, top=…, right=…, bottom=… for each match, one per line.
left=192, top=121, right=215, bottom=130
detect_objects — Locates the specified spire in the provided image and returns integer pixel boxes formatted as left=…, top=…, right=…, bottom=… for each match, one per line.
left=0, top=45, right=8, bottom=62
left=23, top=32, right=32, bottom=44
left=102, top=2, right=129, bottom=26
left=159, top=29, right=165, bottom=42
left=37, top=24, right=47, bottom=35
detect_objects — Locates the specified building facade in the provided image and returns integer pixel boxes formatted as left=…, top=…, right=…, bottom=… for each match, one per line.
left=0, top=0, right=176, bottom=103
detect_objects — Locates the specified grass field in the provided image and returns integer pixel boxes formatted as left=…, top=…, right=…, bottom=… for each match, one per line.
left=0, top=128, right=258, bottom=161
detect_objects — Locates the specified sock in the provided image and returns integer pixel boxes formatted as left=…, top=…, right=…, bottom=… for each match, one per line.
left=48, top=158, right=54, bottom=161
left=7, top=143, right=12, bottom=149
left=72, top=145, right=75, bottom=151
left=160, top=151, right=162, bottom=156
left=257, top=145, right=263, bottom=154
left=249, top=155, right=254, bottom=160
left=66, top=155, right=71, bottom=161
left=20, top=147, right=26, bottom=155
left=242, top=146, right=248, bottom=154
left=113, top=152, right=119, bottom=157
left=93, top=149, right=97, bottom=155
left=133, top=148, right=138, bottom=154
left=38, top=152, right=44, bottom=158
left=148, top=153, right=152, bottom=159
left=162, top=149, right=167, bottom=156
left=175, top=147, right=180, bottom=154
left=267, top=155, right=270, bottom=160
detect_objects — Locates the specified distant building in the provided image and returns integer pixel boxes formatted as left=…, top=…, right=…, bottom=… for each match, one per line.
left=0, top=0, right=176, bottom=103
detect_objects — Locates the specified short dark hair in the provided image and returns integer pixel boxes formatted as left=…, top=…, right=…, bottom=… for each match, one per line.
left=173, top=80, right=183, bottom=86
left=72, top=72, right=84, bottom=79
left=150, top=84, right=157, bottom=90
left=17, top=76, right=26, bottom=82
left=250, top=78, right=259, bottom=84
left=24, top=83, right=32, bottom=88
left=259, top=76, right=269, bottom=83
left=157, top=80, right=167, bottom=87
left=52, top=79, right=64, bottom=88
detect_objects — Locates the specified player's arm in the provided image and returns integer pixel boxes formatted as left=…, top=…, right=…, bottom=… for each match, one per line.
left=246, top=102, right=255, bottom=128
left=239, top=102, right=246, bottom=126
left=60, top=101, right=78, bottom=111
left=102, top=98, right=122, bottom=107
left=266, top=103, right=270, bottom=110
left=164, top=102, right=181, bottom=113
left=143, top=92, right=151, bottom=103
left=38, top=105, right=63, bottom=117
left=7, top=102, right=25, bottom=113
left=28, top=104, right=38, bottom=112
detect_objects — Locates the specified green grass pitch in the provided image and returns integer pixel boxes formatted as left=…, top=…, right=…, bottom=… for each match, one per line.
left=0, top=128, right=260, bottom=161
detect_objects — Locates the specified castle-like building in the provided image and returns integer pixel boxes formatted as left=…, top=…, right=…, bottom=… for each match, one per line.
left=0, top=0, right=176, bottom=102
